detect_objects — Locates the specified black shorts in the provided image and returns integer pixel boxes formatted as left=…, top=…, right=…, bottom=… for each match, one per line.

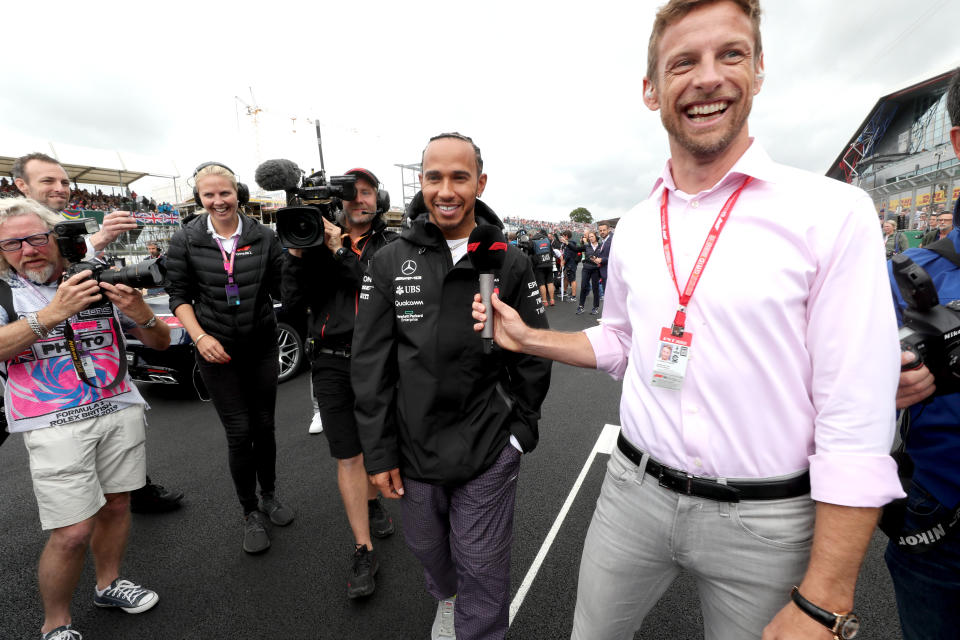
left=311, top=353, right=362, bottom=459
left=534, top=265, right=552, bottom=287
left=563, top=264, right=577, bottom=282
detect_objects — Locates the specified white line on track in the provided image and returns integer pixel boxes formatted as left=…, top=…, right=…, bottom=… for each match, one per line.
left=509, top=423, right=620, bottom=625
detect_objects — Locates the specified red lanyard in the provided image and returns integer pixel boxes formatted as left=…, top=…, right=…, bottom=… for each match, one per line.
left=660, top=176, right=752, bottom=336
left=214, top=236, right=238, bottom=280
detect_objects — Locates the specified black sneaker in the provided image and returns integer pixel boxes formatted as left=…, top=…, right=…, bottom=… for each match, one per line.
left=130, top=480, right=183, bottom=514
left=260, top=492, right=295, bottom=526
left=590, top=308, right=600, bottom=315
left=368, top=497, right=395, bottom=538
left=347, top=544, right=379, bottom=599
left=243, top=511, right=271, bottom=554
left=576, top=306, right=584, bottom=315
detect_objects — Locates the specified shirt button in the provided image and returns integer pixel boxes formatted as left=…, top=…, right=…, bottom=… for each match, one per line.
left=686, top=405, right=699, bottom=414
left=694, top=458, right=703, bottom=467
left=691, top=200, right=700, bottom=209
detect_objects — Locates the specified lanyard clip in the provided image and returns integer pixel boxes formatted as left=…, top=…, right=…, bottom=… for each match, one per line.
left=671, top=306, right=686, bottom=337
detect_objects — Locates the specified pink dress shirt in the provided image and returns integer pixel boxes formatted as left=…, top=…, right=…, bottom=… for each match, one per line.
left=586, top=140, right=904, bottom=508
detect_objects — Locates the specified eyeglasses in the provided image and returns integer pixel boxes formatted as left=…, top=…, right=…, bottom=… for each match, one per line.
left=0, top=232, right=53, bottom=252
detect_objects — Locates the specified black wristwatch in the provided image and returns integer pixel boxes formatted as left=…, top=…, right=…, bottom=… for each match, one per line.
left=334, top=247, right=349, bottom=262
left=790, top=587, right=860, bottom=639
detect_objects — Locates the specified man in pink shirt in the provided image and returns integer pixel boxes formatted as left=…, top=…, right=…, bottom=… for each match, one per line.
left=473, top=1, right=902, bottom=638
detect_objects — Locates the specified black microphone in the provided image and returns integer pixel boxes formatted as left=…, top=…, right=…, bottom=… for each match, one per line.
left=467, top=225, right=508, bottom=354
left=255, top=159, right=302, bottom=192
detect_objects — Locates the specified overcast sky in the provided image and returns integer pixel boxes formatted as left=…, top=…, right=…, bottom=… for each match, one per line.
left=3, top=0, right=959, bottom=222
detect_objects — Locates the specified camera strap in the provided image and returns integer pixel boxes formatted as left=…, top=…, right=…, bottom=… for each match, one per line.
left=61, top=301, right=128, bottom=390
left=0, top=279, right=14, bottom=324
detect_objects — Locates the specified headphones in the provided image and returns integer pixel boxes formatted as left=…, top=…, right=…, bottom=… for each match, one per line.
left=192, top=161, right=250, bottom=207
left=345, top=168, right=390, bottom=215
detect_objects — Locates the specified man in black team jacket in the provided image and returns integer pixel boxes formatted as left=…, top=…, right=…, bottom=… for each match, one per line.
left=281, top=168, right=397, bottom=599
left=352, top=133, right=552, bottom=640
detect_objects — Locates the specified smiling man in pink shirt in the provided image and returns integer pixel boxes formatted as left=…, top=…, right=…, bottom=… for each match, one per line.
left=473, top=1, right=902, bottom=639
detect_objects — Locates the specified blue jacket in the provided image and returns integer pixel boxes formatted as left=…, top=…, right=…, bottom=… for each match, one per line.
left=597, top=233, right=613, bottom=281
left=889, top=224, right=960, bottom=507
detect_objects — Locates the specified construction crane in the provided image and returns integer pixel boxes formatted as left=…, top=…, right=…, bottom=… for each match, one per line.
left=234, top=87, right=264, bottom=174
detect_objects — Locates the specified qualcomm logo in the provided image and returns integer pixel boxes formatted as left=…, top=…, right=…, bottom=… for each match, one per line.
left=401, top=260, right=417, bottom=276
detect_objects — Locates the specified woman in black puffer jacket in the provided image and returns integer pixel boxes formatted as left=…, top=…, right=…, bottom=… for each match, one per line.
left=165, top=162, right=291, bottom=555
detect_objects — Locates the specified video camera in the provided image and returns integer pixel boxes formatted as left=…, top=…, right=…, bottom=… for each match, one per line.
left=54, top=218, right=164, bottom=289
left=255, top=159, right=360, bottom=249
left=892, top=253, right=960, bottom=395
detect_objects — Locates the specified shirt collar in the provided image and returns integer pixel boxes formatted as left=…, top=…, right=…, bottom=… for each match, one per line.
left=650, top=138, right=778, bottom=199
left=205, top=213, right=243, bottom=240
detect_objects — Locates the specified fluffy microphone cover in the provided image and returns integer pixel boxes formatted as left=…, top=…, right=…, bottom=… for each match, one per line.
left=467, top=225, right=508, bottom=272
left=255, top=159, right=301, bottom=192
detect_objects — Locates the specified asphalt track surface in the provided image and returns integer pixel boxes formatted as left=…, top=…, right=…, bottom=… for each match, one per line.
left=0, top=292, right=904, bottom=639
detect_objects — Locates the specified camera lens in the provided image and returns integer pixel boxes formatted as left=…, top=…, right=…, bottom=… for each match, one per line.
left=98, top=259, right=163, bottom=288
left=277, top=206, right=326, bottom=249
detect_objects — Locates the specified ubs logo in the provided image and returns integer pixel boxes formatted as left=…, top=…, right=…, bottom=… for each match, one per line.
left=401, top=260, right=417, bottom=276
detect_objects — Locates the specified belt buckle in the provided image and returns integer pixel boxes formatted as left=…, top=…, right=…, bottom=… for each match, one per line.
left=658, top=468, right=694, bottom=495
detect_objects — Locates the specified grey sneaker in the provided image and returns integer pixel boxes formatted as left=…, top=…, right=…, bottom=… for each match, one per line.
left=347, top=544, right=379, bottom=599
left=93, top=578, right=159, bottom=614
left=576, top=306, right=584, bottom=315
left=42, top=625, right=82, bottom=640
left=260, top=493, right=294, bottom=526
left=368, top=496, right=395, bottom=538
left=432, top=596, right=456, bottom=639
left=243, top=511, right=271, bottom=553
left=590, top=307, right=600, bottom=315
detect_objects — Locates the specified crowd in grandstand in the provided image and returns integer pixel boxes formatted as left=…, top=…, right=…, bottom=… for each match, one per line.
left=503, top=216, right=593, bottom=238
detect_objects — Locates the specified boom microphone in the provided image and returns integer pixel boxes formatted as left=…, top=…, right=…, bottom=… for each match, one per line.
left=467, top=225, right=508, bottom=354
left=255, top=159, right=302, bottom=192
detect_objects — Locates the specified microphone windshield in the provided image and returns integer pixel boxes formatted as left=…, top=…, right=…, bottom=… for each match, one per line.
left=467, top=225, right=508, bottom=272
left=255, top=159, right=301, bottom=192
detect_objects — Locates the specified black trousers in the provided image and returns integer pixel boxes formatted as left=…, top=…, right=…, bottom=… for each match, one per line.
left=579, top=268, right=601, bottom=309
left=197, top=345, right=280, bottom=514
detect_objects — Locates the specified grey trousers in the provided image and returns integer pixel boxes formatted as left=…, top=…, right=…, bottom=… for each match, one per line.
left=401, top=445, right=521, bottom=640
left=572, top=445, right=815, bottom=640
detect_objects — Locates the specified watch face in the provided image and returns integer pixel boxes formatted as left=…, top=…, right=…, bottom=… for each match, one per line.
left=838, top=615, right=860, bottom=639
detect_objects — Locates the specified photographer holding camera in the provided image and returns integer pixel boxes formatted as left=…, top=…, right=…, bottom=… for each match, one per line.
left=165, top=162, right=292, bottom=555
left=886, top=68, right=960, bottom=640
left=281, top=167, right=397, bottom=599
left=0, top=197, right=171, bottom=640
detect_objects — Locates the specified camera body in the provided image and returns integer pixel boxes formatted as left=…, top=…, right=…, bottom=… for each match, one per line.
left=54, top=218, right=163, bottom=289
left=515, top=229, right=534, bottom=254
left=892, top=253, right=960, bottom=395
left=276, top=172, right=358, bottom=249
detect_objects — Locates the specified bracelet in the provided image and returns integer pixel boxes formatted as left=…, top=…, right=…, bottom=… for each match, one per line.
left=25, top=312, right=50, bottom=339
left=195, top=333, right=211, bottom=345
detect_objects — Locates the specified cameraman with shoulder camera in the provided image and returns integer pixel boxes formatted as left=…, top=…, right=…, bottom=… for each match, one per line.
left=886, top=68, right=960, bottom=640
left=0, top=197, right=170, bottom=640
left=281, top=167, right=398, bottom=599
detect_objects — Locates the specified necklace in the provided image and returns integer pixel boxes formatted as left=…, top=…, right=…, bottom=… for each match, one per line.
left=448, top=238, right=469, bottom=251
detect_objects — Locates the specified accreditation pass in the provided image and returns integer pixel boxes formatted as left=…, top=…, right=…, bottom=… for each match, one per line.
left=650, top=327, right=692, bottom=390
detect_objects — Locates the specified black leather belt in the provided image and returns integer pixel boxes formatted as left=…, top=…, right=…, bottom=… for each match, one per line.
left=318, top=346, right=351, bottom=358
left=616, top=433, right=810, bottom=503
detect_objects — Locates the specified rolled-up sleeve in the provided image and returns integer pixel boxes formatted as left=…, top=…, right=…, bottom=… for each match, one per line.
left=585, top=238, right=632, bottom=380
left=806, top=192, right=904, bottom=507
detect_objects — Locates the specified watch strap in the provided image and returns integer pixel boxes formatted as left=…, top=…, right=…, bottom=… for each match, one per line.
left=790, top=587, right=858, bottom=637
left=138, top=315, right=158, bottom=329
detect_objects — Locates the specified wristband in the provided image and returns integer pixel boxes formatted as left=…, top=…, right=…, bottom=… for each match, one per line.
left=26, top=312, right=50, bottom=339
left=195, top=333, right=211, bottom=345
left=138, top=315, right=158, bottom=329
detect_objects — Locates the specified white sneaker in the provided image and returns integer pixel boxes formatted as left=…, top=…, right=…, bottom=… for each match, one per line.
left=308, top=413, right=324, bottom=434
left=431, top=596, right=456, bottom=639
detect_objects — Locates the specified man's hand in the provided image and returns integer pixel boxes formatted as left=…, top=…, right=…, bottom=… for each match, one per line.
left=323, top=218, right=343, bottom=253
left=472, top=292, right=529, bottom=353
left=288, top=248, right=304, bottom=258
left=762, top=601, right=833, bottom=640
left=99, top=282, right=148, bottom=322
left=897, top=350, right=935, bottom=408
left=369, top=469, right=404, bottom=498
left=89, top=211, right=138, bottom=251
left=48, top=270, right=102, bottom=321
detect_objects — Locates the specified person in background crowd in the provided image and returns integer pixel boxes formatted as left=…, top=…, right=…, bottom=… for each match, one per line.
left=577, top=230, right=601, bottom=315
left=560, top=230, right=581, bottom=301
left=282, top=167, right=397, bottom=598
left=353, top=133, right=552, bottom=640
left=885, top=66, right=960, bottom=640
left=922, top=210, right=953, bottom=247
left=473, top=1, right=902, bottom=637
left=165, top=162, right=292, bottom=554
left=530, top=228, right=557, bottom=306
left=0, top=197, right=171, bottom=640
left=596, top=222, right=613, bottom=299
left=884, top=219, right=906, bottom=259
left=12, top=152, right=183, bottom=514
